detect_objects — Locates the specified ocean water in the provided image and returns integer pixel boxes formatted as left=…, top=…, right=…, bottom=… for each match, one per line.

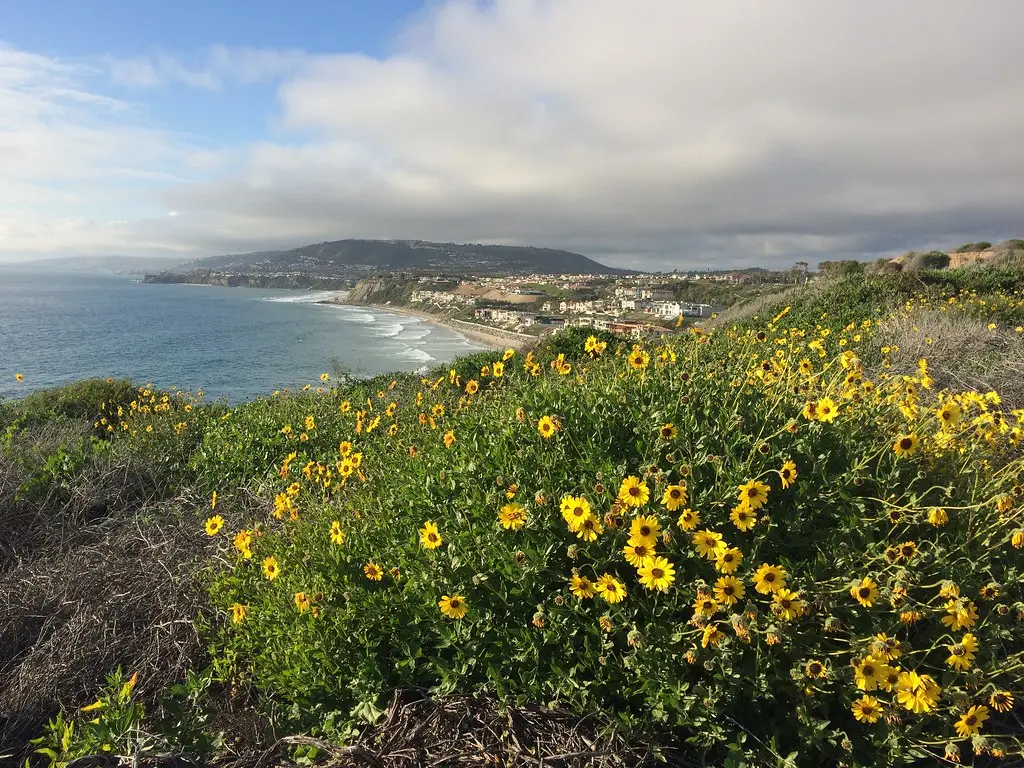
left=0, top=267, right=487, bottom=401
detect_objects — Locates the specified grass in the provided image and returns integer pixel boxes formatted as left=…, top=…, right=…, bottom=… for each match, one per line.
left=3, top=271, right=1024, bottom=766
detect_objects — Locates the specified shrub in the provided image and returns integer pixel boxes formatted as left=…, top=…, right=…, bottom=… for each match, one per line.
left=954, top=242, right=992, bottom=253
left=903, top=251, right=950, bottom=272
left=187, top=326, right=1023, bottom=764
left=0, top=378, right=136, bottom=434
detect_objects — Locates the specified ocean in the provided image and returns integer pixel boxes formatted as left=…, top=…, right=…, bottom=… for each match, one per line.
left=0, top=267, right=487, bottom=401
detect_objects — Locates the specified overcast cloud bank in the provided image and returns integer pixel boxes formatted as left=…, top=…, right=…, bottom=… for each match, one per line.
left=2, top=0, right=1023, bottom=270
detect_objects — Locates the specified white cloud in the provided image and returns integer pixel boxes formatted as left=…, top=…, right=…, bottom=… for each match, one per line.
left=106, top=55, right=161, bottom=88
left=3, top=1, right=1024, bottom=268
left=155, top=0, right=1024, bottom=268
left=0, top=43, right=203, bottom=257
left=104, top=45, right=310, bottom=90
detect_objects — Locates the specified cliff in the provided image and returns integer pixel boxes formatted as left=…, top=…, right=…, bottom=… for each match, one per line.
left=346, top=277, right=417, bottom=305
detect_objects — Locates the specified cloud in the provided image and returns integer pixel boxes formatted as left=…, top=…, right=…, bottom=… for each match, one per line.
left=3, top=1, right=1024, bottom=268
left=0, top=43, right=205, bottom=257
left=154, top=0, right=1024, bottom=268
left=105, top=46, right=309, bottom=90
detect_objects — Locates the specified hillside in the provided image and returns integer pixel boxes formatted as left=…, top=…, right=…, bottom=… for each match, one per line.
left=170, top=239, right=624, bottom=277
left=4, top=268, right=1024, bottom=766
left=863, top=237, right=1024, bottom=273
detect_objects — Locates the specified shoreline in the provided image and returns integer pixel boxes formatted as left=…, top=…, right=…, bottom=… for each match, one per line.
left=322, top=300, right=534, bottom=352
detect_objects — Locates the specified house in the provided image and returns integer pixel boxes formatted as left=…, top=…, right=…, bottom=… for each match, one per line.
left=607, top=321, right=649, bottom=339
left=649, top=300, right=683, bottom=318
left=536, top=315, right=566, bottom=328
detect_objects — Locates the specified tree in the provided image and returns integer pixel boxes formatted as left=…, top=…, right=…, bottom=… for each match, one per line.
left=903, top=251, right=950, bottom=272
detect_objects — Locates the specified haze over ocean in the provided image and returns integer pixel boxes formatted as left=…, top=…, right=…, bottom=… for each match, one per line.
left=0, top=268, right=486, bottom=401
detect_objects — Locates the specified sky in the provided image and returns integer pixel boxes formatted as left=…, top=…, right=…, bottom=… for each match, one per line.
left=2, top=0, right=1023, bottom=271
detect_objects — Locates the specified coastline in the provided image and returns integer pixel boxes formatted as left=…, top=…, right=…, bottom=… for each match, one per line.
left=322, top=300, right=535, bottom=352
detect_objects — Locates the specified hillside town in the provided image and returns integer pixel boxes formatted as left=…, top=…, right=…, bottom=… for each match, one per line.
left=395, top=268, right=798, bottom=337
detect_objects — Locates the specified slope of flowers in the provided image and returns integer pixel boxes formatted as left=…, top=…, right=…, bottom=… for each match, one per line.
left=122, top=314, right=1022, bottom=767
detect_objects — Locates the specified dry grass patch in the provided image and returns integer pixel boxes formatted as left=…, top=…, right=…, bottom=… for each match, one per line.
left=0, top=497, right=212, bottom=755
left=877, top=310, right=1024, bottom=407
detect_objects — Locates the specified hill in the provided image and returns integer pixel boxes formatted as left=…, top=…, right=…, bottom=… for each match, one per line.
left=4, top=268, right=1024, bottom=765
left=171, top=239, right=625, bottom=277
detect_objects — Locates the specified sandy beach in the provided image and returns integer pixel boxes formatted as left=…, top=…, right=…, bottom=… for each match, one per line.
left=323, top=299, right=535, bottom=351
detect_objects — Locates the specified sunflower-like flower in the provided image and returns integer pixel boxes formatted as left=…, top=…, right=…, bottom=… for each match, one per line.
left=439, top=594, right=468, bottom=619
left=638, top=556, right=676, bottom=592
left=623, top=540, right=656, bottom=568
left=895, top=671, right=941, bottom=714
left=537, top=415, right=558, bottom=438
left=693, top=529, right=726, bottom=559
left=954, top=705, right=989, bottom=738
left=628, top=347, right=650, bottom=370
left=569, top=573, right=596, bottom=600
left=595, top=573, right=627, bottom=604
left=329, top=521, right=345, bottom=546
left=945, top=633, right=979, bottom=671
left=892, top=433, right=920, bottom=457
left=629, top=514, right=661, bottom=546
left=851, top=695, right=881, bottom=723
left=575, top=515, right=604, bottom=542
left=730, top=504, right=757, bottom=532
left=753, top=563, right=787, bottom=594
left=561, top=495, right=592, bottom=530
left=772, top=588, right=805, bottom=621
left=714, top=575, right=745, bottom=605
left=677, top=508, right=700, bottom=531
left=714, top=546, right=743, bottom=574
left=419, top=520, right=444, bottom=550
left=498, top=503, right=528, bottom=530
left=851, top=577, right=879, bottom=607
left=618, top=476, right=650, bottom=508
left=779, top=460, right=798, bottom=489
left=262, top=556, right=281, bottom=581
left=661, top=483, right=687, bottom=511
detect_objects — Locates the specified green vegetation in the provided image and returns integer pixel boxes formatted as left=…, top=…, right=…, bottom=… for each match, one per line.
left=955, top=242, right=992, bottom=253
left=4, top=270, right=1024, bottom=766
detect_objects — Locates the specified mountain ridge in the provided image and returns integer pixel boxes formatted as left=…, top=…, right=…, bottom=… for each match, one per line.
left=170, top=238, right=627, bottom=277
